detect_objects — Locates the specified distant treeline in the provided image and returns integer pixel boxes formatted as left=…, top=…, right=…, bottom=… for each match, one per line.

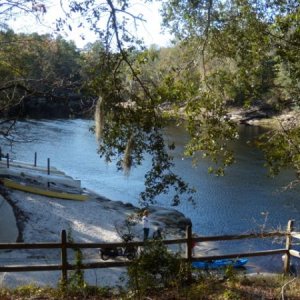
left=0, top=24, right=299, bottom=119
left=0, top=31, right=96, bottom=118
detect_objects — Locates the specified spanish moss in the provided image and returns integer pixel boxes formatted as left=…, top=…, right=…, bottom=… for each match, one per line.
left=122, top=135, right=134, bottom=174
left=95, top=96, right=104, bottom=141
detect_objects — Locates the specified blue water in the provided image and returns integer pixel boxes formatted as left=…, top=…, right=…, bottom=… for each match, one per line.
left=6, top=120, right=298, bottom=232
left=2, top=119, right=300, bottom=272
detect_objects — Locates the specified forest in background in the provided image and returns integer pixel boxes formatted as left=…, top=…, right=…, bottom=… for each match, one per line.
left=0, top=0, right=299, bottom=205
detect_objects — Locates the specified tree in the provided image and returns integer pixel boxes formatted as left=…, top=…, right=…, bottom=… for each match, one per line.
left=0, top=0, right=87, bottom=116
left=66, top=1, right=196, bottom=205
left=162, top=0, right=300, bottom=184
left=2, top=0, right=300, bottom=204
left=0, top=31, right=82, bottom=109
left=56, top=0, right=300, bottom=201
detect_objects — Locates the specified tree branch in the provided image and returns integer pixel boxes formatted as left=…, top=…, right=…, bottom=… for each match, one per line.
left=201, top=0, right=213, bottom=87
left=106, top=0, right=154, bottom=104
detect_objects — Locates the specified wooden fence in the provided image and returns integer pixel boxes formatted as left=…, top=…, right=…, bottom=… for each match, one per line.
left=0, top=220, right=299, bottom=283
left=0, top=151, right=52, bottom=175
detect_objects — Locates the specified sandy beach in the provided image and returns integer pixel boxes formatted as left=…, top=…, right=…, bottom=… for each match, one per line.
left=0, top=196, right=18, bottom=243
left=0, top=166, right=191, bottom=288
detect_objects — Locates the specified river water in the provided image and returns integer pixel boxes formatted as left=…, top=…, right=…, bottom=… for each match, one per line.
left=1, top=119, right=300, bottom=272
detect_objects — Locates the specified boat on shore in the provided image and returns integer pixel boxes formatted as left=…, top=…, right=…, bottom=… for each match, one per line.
left=192, top=258, right=248, bottom=270
left=0, top=165, right=81, bottom=188
left=1, top=178, right=88, bottom=201
left=0, top=159, right=64, bottom=175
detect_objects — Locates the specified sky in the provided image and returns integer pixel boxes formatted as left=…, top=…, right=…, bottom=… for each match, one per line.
left=8, top=1, right=173, bottom=49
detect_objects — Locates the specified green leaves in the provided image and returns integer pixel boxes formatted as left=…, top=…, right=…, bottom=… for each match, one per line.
left=0, top=31, right=82, bottom=116
left=127, top=239, right=184, bottom=294
left=185, top=89, right=237, bottom=175
left=140, top=130, right=195, bottom=206
left=159, top=0, right=300, bottom=183
left=258, top=120, right=300, bottom=178
left=3, top=0, right=300, bottom=205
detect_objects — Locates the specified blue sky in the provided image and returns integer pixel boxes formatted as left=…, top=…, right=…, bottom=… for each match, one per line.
left=8, top=1, right=173, bottom=48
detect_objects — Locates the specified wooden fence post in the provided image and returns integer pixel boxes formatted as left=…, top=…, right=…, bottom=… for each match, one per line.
left=47, top=158, right=50, bottom=188
left=186, top=225, right=192, bottom=260
left=47, top=158, right=50, bottom=175
left=186, top=225, right=192, bottom=282
left=61, top=230, right=68, bottom=284
left=283, top=220, right=294, bottom=274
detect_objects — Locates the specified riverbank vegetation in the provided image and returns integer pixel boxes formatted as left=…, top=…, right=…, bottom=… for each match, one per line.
left=0, top=273, right=299, bottom=299
left=0, top=0, right=300, bottom=205
left=0, top=239, right=299, bottom=299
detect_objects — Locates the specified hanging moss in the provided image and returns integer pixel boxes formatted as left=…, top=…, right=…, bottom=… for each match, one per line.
left=122, top=135, right=134, bottom=174
left=95, top=96, right=105, bottom=141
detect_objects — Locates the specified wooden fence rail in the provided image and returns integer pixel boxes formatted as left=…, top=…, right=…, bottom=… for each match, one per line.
left=0, top=220, right=299, bottom=283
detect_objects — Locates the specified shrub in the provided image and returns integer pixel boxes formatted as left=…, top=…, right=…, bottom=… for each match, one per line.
left=127, top=240, right=186, bottom=298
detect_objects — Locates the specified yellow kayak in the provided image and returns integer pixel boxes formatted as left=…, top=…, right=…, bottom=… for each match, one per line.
left=1, top=178, right=88, bottom=201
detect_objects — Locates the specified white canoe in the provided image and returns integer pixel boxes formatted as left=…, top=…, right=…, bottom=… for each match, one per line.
left=0, top=166, right=81, bottom=189
left=0, top=160, right=64, bottom=175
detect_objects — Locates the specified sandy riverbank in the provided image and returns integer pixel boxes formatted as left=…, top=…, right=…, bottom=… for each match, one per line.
left=0, top=169, right=192, bottom=288
left=0, top=196, right=18, bottom=242
left=228, top=107, right=300, bottom=128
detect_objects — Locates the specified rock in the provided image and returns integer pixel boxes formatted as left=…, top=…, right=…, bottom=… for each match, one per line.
left=124, top=202, right=135, bottom=209
left=149, top=206, right=191, bottom=231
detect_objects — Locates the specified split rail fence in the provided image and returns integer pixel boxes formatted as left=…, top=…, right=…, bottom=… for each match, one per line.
left=0, top=220, right=299, bottom=283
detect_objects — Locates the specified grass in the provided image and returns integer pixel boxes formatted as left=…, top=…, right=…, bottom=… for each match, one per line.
left=0, top=274, right=300, bottom=299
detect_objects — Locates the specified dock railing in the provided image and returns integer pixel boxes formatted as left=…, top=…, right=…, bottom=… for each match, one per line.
left=0, top=220, right=299, bottom=283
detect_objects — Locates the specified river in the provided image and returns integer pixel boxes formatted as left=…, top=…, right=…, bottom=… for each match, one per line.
left=1, top=119, right=300, bottom=272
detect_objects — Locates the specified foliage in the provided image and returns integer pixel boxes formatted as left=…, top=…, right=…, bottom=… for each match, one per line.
left=0, top=30, right=82, bottom=119
left=1, top=0, right=300, bottom=203
left=0, top=283, right=112, bottom=299
left=65, top=228, right=86, bottom=294
left=1, top=273, right=300, bottom=299
left=159, top=0, right=300, bottom=183
left=85, top=49, right=195, bottom=205
left=127, top=240, right=187, bottom=297
left=12, top=284, right=49, bottom=298
left=257, top=115, right=300, bottom=185
left=65, top=0, right=300, bottom=200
